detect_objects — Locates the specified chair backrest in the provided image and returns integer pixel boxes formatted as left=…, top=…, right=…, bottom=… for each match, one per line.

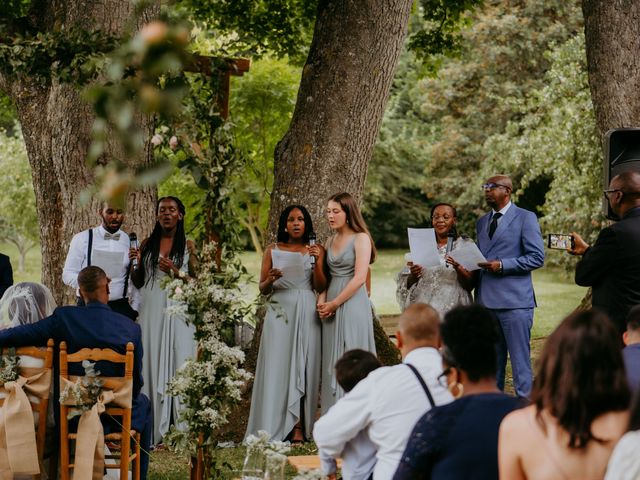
left=59, top=341, right=135, bottom=480
left=0, top=338, right=54, bottom=471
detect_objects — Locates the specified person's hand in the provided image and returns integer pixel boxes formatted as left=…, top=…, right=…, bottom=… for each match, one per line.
left=408, top=263, right=423, bottom=279
left=478, top=259, right=502, bottom=273
left=446, top=255, right=467, bottom=272
left=159, top=256, right=178, bottom=276
left=307, top=244, right=323, bottom=262
left=129, top=247, right=140, bottom=263
left=266, top=268, right=283, bottom=285
left=568, top=232, right=588, bottom=255
left=317, top=301, right=337, bottom=319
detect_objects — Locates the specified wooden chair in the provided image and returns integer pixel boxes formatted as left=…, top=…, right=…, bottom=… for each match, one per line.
left=0, top=338, right=54, bottom=480
left=59, top=341, right=141, bottom=480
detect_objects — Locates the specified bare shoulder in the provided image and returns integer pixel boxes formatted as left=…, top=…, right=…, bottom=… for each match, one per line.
left=186, top=239, right=197, bottom=253
left=501, top=405, right=536, bottom=434
left=354, top=232, right=371, bottom=244
left=592, top=410, right=630, bottom=441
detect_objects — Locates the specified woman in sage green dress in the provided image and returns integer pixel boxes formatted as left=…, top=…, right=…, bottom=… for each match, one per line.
left=317, top=192, right=377, bottom=413
left=246, top=205, right=327, bottom=442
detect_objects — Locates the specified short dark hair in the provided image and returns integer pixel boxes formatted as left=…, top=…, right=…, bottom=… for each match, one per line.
left=532, top=309, right=630, bottom=449
left=277, top=205, right=314, bottom=243
left=627, top=305, right=640, bottom=332
left=335, top=349, right=381, bottom=393
left=78, top=266, right=107, bottom=294
left=429, top=202, right=457, bottom=220
left=441, top=305, right=499, bottom=381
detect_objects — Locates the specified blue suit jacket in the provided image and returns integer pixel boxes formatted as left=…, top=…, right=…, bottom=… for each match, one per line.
left=475, top=204, right=545, bottom=309
left=0, top=302, right=146, bottom=429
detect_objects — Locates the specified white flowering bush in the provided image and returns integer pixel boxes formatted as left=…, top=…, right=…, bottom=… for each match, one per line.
left=163, top=241, right=254, bottom=459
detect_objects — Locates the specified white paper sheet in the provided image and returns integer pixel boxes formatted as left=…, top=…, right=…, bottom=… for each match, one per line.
left=271, top=249, right=306, bottom=279
left=448, top=239, right=487, bottom=271
left=408, top=228, right=441, bottom=268
left=91, top=249, right=125, bottom=281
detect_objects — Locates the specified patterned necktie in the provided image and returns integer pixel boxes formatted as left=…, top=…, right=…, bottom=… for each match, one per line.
left=488, top=212, right=502, bottom=239
left=104, top=232, right=121, bottom=241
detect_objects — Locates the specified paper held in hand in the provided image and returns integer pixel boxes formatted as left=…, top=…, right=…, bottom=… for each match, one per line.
left=448, top=239, right=487, bottom=271
left=408, top=228, right=441, bottom=268
left=271, top=249, right=306, bottom=279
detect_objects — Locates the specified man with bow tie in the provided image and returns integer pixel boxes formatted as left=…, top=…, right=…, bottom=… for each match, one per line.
left=475, top=175, right=544, bottom=399
left=63, top=202, right=139, bottom=319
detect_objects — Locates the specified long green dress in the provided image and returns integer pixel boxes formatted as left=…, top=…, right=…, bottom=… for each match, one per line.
left=320, top=235, right=377, bottom=414
left=245, top=248, right=321, bottom=441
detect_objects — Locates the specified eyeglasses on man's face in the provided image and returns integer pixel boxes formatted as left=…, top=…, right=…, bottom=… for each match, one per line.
left=482, top=183, right=510, bottom=191
left=603, top=188, right=623, bottom=200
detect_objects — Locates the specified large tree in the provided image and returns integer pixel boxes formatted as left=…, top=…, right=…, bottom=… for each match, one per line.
left=0, top=2, right=159, bottom=303
left=582, top=0, right=640, bottom=136
left=266, top=0, right=414, bottom=241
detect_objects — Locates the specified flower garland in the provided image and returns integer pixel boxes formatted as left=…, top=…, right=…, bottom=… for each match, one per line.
left=59, top=360, right=105, bottom=419
left=163, top=241, right=253, bottom=457
left=0, top=348, right=19, bottom=384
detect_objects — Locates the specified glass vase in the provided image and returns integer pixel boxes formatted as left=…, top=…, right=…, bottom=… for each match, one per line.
left=241, top=446, right=264, bottom=480
left=263, top=454, right=286, bottom=480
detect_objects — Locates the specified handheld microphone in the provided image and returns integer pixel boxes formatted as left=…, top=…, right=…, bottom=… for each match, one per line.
left=309, top=232, right=317, bottom=268
left=445, top=231, right=455, bottom=267
left=129, top=232, right=139, bottom=270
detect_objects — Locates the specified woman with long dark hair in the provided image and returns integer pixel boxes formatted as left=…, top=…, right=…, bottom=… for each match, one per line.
left=499, top=309, right=630, bottom=479
left=317, top=192, right=377, bottom=413
left=245, top=205, right=326, bottom=442
left=396, top=203, right=474, bottom=317
left=132, top=196, right=198, bottom=444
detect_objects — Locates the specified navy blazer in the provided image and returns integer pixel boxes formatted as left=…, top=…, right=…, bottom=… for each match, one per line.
left=0, top=302, right=143, bottom=397
left=475, top=204, right=545, bottom=309
left=576, top=206, right=640, bottom=331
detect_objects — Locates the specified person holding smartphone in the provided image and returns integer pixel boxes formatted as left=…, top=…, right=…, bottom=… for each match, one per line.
left=570, top=171, right=640, bottom=336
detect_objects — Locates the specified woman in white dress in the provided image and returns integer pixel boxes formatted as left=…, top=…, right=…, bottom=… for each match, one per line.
left=396, top=203, right=473, bottom=319
left=132, top=196, right=198, bottom=444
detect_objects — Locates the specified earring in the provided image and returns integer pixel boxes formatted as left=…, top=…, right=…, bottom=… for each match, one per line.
left=448, top=382, right=464, bottom=399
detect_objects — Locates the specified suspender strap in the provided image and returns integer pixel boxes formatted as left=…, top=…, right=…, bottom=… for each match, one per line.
left=87, top=228, right=93, bottom=266
left=406, top=363, right=436, bottom=408
left=123, top=263, right=130, bottom=297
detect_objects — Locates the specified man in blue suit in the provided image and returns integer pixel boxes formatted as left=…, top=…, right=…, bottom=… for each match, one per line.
left=476, top=175, right=545, bottom=398
left=0, top=266, right=152, bottom=478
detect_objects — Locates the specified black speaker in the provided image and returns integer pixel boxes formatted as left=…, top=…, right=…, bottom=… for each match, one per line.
left=604, top=128, right=640, bottom=219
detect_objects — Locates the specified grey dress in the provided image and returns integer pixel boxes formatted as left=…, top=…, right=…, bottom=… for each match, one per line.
left=245, top=248, right=321, bottom=441
left=321, top=235, right=377, bottom=414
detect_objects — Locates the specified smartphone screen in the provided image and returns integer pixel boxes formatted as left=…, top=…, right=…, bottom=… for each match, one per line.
left=547, top=233, right=573, bottom=250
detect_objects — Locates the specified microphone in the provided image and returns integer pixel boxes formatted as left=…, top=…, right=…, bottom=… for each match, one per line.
left=445, top=231, right=455, bottom=267
left=309, top=231, right=317, bottom=268
left=129, top=232, right=139, bottom=270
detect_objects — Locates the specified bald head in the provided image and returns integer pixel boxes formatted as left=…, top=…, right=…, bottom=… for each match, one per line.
left=609, top=171, right=640, bottom=216
left=396, top=304, right=440, bottom=356
left=488, top=175, right=513, bottom=191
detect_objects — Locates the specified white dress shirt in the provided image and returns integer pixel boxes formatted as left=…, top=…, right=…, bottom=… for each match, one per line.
left=62, top=225, right=138, bottom=307
left=320, top=429, right=376, bottom=480
left=313, top=347, right=453, bottom=480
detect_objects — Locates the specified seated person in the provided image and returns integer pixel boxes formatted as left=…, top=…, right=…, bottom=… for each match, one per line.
left=320, top=349, right=382, bottom=480
left=0, top=266, right=152, bottom=479
left=0, top=282, right=56, bottom=328
left=314, top=303, right=453, bottom=480
left=393, top=305, right=523, bottom=480
left=623, top=305, right=640, bottom=394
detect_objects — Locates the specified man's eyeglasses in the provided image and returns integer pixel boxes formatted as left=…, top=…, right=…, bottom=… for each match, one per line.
left=482, top=183, right=510, bottom=191
left=603, top=188, right=623, bottom=200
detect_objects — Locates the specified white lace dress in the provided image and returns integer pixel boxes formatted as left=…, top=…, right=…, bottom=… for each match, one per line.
left=396, top=239, right=472, bottom=319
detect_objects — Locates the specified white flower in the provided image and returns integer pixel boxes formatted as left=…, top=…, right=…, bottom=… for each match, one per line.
left=151, top=133, right=163, bottom=146
left=169, top=135, right=179, bottom=150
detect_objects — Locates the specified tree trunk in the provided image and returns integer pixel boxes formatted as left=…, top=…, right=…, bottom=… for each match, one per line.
left=267, top=0, right=413, bottom=243
left=0, top=2, right=159, bottom=304
left=582, top=0, right=640, bottom=137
